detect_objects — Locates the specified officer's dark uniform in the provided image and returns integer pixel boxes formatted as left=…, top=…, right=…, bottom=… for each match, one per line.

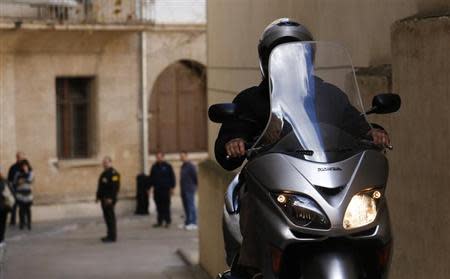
left=149, top=161, right=175, bottom=226
left=96, top=167, right=120, bottom=241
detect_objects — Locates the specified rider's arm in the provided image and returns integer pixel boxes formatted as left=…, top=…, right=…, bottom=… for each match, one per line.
left=367, top=128, right=390, bottom=146
left=342, top=101, right=372, bottom=137
left=320, top=80, right=390, bottom=146
left=214, top=89, right=260, bottom=171
left=215, top=137, right=246, bottom=171
left=341, top=94, right=390, bottom=146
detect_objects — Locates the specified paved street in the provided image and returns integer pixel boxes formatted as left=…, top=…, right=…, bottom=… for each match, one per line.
left=3, top=198, right=208, bottom=279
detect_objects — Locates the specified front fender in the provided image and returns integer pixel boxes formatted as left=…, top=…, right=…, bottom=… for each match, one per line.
left=301, top=250, right=359, bottom=279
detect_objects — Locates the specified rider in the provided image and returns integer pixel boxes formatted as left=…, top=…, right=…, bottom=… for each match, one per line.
left=214, top=18, right=390, bottom=278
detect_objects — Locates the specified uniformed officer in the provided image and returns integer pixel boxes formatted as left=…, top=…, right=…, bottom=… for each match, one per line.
left=96, top=156, right=120, bottom=243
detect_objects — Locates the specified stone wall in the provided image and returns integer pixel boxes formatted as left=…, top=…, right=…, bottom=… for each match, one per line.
left=0, top=30, right=141, bottom=204
left=146, top=28, right=206, bottom=98
left=198, top=160, right=236, bottom=277
left=389, top=15, right=450, bottom=278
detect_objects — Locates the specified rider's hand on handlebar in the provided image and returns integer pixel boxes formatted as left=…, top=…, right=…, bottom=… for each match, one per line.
left=225, top=138, right=247, bottom=158
left=367, top=128, right=390, bottom=147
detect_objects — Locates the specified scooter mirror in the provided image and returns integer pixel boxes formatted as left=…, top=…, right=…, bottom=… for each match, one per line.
left=208, top=103, right=238, bottom=123
left=366, top=93, right=401, bottom=115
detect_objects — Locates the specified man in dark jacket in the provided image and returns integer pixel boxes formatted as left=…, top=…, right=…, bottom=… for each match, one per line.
left=179, top=151, right=198, bottom=230
left=149, top=152, right=175, bottom=228
left=7, top=151, right=25, bottom=226
left=215, top=21, right=390, bottom=170
left=96, top=156, right=120, bottom=243
left=215, top=78, right=388, bottom=170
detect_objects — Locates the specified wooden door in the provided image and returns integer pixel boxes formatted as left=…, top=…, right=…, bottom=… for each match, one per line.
left=149, top=61, right=207, bottom=153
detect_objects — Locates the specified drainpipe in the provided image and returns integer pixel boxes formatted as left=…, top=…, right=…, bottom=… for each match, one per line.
left=140, top=3, right=149, bottom=174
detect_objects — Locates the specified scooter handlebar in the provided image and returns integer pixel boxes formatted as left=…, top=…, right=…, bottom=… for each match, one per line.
left=225, top=140, right=392, bottom=160
left=360, top=139, right=393, bottom=151
left=225, top=143, right=258, bottom=160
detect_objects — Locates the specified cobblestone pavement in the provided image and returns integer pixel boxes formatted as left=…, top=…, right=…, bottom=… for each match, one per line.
left=3, top=198, right=209, bottom=279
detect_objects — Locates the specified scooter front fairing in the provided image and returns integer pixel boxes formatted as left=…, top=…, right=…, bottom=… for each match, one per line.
left=223, top=42, right=392, bottom=279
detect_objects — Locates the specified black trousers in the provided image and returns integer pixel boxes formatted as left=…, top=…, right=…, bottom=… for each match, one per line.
left=0, top=210, right=8, bottom=242
left=135, top=174, right=150, bottom=215
left=18, top=202, right=32, bottom=230
left=101, top=201, right=117, bottom=240
left=10, top=202, right=17, bottom=225
left=154, top=190, right=171, bottom=225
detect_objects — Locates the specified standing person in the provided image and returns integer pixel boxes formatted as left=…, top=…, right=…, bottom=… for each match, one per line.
left=0, top=165, right=14, bottom=277
left=0, top=166, right=14, bottom=242
left=7, top=151, right=25, bottom=226
left=15, top=160, right=34, bottom=230
left=179, top=151, right=198, bottom=230
left=96, top=156, right=120, bottom=243
left=149, top=152, right=175, bottom=228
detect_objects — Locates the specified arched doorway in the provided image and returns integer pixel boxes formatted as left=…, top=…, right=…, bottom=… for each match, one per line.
left=149, top=60, right=207, bottom=154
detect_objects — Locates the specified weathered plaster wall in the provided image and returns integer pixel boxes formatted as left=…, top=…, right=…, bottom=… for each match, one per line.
left=198, top=160, right=235, bottom=277
left=0, top=30, right=141, bottom=204
left=0, top=53, right=17, bottom=169
left=146, top=28, right=206, bottom=99
left=389, top=15, right=450, bottom=279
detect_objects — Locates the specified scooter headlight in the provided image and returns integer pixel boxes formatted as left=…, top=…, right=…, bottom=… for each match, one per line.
left=343, top=189, right=382, bottom=230
left=273, top=193, right=330, bottom=229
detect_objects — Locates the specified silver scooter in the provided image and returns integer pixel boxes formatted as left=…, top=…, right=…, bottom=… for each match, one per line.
left=209, top=42, right=401, bottom=279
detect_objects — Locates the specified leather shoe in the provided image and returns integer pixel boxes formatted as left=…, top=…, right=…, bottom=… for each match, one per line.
left=101, top=237, right=116, bottom=243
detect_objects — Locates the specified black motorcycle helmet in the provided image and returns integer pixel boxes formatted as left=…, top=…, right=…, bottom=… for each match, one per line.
left=258, top=18, right=314, bottom=77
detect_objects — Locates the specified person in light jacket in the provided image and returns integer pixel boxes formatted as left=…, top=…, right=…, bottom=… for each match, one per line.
left=14, top=160, right=33, bottom=230
left=179, top=151, right=198, bottom=230
left=7, top=151, right=25, bottom=226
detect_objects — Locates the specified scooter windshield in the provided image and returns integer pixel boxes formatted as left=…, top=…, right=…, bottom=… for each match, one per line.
left=255, top=42, right=371, bottom=163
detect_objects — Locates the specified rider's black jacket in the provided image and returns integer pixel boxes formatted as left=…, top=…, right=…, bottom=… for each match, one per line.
left=215, top=80, right=270, bottom=170
left=214, top=78, right=371, bottom=171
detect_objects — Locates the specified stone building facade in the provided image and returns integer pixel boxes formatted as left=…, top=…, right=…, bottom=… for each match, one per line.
left=0, top=0, right=206, bottom=218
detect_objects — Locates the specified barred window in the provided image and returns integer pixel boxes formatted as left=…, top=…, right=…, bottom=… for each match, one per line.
left=56, top=77, right=95, bottom=159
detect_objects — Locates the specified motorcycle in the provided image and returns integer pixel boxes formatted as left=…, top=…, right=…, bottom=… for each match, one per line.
left=208, top=41, right=401, bottom=279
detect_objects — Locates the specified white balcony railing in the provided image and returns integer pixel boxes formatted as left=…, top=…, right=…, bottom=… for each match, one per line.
left=0, top=0, right=206, bottom=25
left=144, top=0, right=206, bottom=25
left=0, top=0, right=151, bottom=25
